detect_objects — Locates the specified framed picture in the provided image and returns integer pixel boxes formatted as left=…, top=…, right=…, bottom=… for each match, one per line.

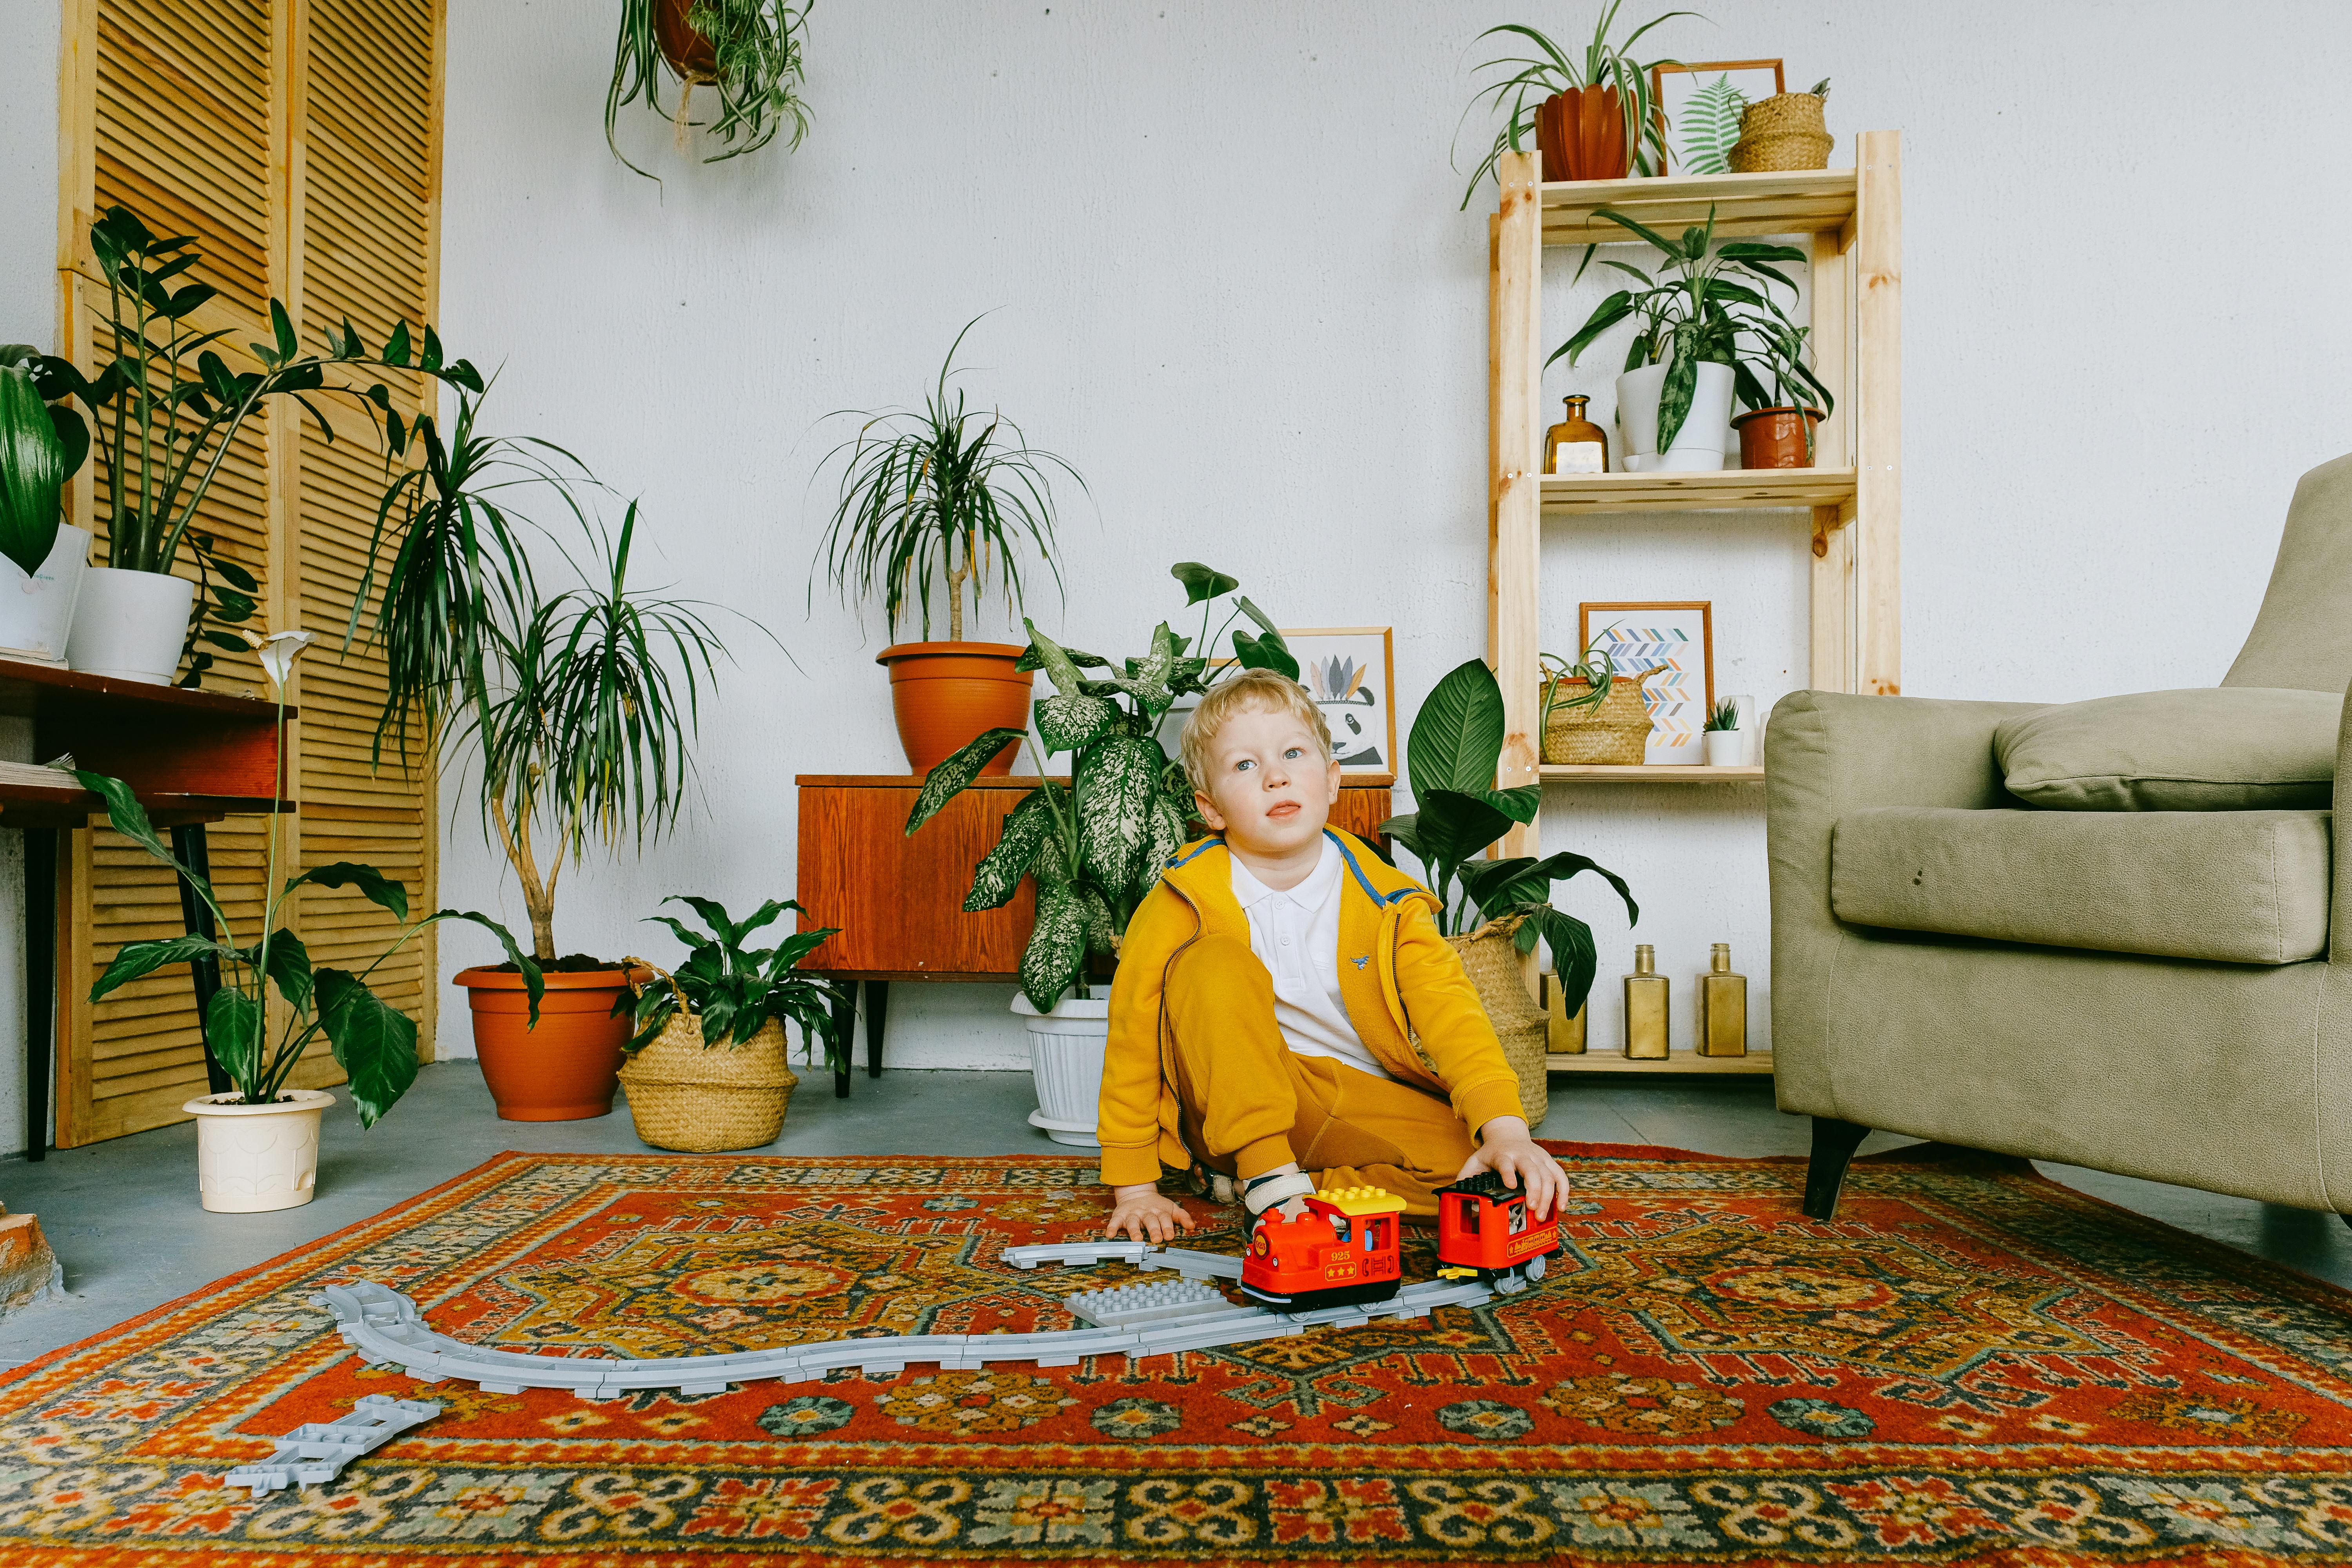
left=1579, top=602, right=1713, bottom=760
left=1650, top=59, right=1784, bottom=176
left=1155, top=627, right=1397, bottom=778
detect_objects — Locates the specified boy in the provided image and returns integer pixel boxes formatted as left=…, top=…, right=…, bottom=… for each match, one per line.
left=1100, top=668, right=1568, bottom=1243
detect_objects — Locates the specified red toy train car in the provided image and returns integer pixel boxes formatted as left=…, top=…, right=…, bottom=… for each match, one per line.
left=1239, top=1187, right=1405, bottom=1309
left=1433, top=1169, right=1559, bottom=1288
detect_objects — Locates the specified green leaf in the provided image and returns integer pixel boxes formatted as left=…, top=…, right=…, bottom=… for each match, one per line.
left=313, top=968, right=418, bottom=1127
left=1074, top=735, right=1161, bottom=894
left=1537, top=907, right=1600, bottom=1017
left=964, top=789, right=1056, bottom=911
left=1405, top=659, right=1504, bottom=797
left=0, top=365, right=66, bottom=576
left=1654, top=341, right=1701, bottom=452
left=1034, top=692, right=1117, bottom=753
left=269, top=298, right=298, bottom=363
left=1020, top=884, right=1089, bottom=1014
left=206, top=986, right=263, bottom=1086
left=73, top=771, right=204, bottom=896
left=286, top=862, right=409, bottom=922
left=425, top=911, right=543, bottom=1024
left=904, top=727, right=1027, bottom=834
left=1170, top=561, right=1240, bottom=605
left=1413, top=788, right=1518, bottom=867
left=1020, top=619, right=1089, bottom=698
left=241, top=931, right=314, bottom=1012
left=90, top=933, right=236, bottom=1002
left=1231, top=627, right=1299, bottom=679
left=381, top=321, right=412, bottom=367
left=1376, top=811, right=1422, bottom=861
left=1139, top=795, right=1189, bottom=892
left=1488, top=784, right=1543, bottom=825
left=1677, top=75, right=1746, bottom=175
left=1080, top=886, right=1117, bottom=955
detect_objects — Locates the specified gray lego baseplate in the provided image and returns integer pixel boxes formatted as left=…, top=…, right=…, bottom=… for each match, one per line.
left=1065, top=1277, right=1251, bottom=1329
left=223, top=1394, right=444, bottom=1497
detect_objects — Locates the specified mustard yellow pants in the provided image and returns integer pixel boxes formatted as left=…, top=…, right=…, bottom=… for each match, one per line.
left=1164, top=933, right=1477, bottom=1214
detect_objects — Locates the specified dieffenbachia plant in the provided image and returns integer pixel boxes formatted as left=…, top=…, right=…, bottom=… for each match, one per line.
left=904, top=562, right=1296, bottom=1013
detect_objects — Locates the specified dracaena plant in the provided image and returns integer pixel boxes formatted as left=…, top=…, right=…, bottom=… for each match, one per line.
left=81, top=637, right=541, bottom=1125
left=904, top=562, right=1296, bottom=1013
left=1455, top=5, right=1695, bottom=207
left=30, top=206, right=483, bottom=583
left=619, top=896, right=850, bottom=1069
left=609, top=0, right=813, bottom=179
left=1381, top=658, right=1637, bottom=1019
left=1552, top=204, right=1827, bottom=453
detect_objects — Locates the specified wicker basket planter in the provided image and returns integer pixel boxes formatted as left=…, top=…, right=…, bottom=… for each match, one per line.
left=1729, top=92, right=1833, bottom=172
left=1543, top=663, right=1663, bottom=766
left=1445, top=919, right=1550, bottom=1127
left=619, top=1015, right=798, bottom=1152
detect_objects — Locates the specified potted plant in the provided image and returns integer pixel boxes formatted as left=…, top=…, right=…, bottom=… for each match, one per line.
left=0, top=348, right=90, bottom=662
left=1702, top=697, right=1743, bottom=764
left=1379, top=658, right=1637, bottom=1123
left=903, top=563, right=1294, bottom=1143
left=1730, top=320, right=1835, bottom=469
left=1457, top=4, right=1691, bottom=203
left=78, top=632, right=540, bottom=1211
left=813, top=318, right=1086, bottom=778
left=615, top=897, right=849, bottom=1151
left=1551, top=204, right=1812, bottom=472
left=608, top=0, right=813, bottom=178
left=29, top=207, right=481, bottom=685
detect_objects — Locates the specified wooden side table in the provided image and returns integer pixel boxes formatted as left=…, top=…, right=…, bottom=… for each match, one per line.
left=795, top=774, right=1395, bottom=1097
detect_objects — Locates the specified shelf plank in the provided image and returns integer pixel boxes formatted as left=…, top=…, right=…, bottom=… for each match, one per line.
left=1540, top=764, right=1762, bottom=783
left=1549, top=1050, right=1773, bottom=1074
left=1539, top=168, right=1856, bottom=246
left=1540, top=468, right=1856, bottom=514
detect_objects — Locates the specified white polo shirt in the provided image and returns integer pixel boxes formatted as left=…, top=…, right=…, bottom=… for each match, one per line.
left=1229, top=838, right=1394, bottom=1082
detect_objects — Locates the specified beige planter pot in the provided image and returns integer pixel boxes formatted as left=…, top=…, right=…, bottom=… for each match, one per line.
left=183, top=1089, right=334, bottom=1212
left=619, top=1015, right=799, bottom=1152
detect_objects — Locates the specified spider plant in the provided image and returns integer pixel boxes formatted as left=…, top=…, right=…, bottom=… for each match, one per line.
left=813, top=317, right=1084, bottom=645
left=1456, top=5, right=1695, bottom=207
left=608, top=0, right=813, bottom=179
left=1538, top=639, right=1620, bottom=730
left=1550, top=204, right=1817, bottom=452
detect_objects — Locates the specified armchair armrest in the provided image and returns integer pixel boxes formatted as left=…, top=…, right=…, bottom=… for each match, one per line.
left=2333, top=680, right=2352, bottom=962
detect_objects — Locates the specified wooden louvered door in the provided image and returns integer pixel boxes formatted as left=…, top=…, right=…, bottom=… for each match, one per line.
left=52, top=0, right=445, bottom=1146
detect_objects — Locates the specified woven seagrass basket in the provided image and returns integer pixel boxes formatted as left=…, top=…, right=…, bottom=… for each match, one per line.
left=1444, top=918, right=1550, bottom=1127
left=1543, top=663, right=1663, bottom=766
left=1729, top=92, right=1833, bottom=172
left=619, top=1014, right=798, bottom=1152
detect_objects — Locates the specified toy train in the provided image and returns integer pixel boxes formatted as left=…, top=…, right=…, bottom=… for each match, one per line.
left=1238, top=1171, right=1561, bottom=1311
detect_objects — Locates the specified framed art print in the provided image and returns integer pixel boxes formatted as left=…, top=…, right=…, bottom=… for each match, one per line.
left=1156, top=627, right=1397, bottom=777
left=1580, top=602, right=1714, bottom=760
left=1650, top=59, right=1784, bottom=176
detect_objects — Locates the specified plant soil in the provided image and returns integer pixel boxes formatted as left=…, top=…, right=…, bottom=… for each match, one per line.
left=480, top=955, right=627, bottom=974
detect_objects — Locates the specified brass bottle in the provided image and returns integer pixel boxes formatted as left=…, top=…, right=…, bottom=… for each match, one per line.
left=1544, top=971, right=1587, bottom=1055
left=1622, top=944, right=1670, bottom=1059
left=1696, top=943, right=1748, bottom=1057
left=1544, top=394, right=1610, bottom=475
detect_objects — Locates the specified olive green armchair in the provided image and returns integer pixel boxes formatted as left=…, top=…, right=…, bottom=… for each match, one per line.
left=1768, top=453, right=2352, bottom=1221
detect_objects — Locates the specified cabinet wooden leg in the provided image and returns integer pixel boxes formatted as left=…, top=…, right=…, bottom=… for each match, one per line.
left=1802, top=1116, right=1872, bottom=1220
left=864, top=980, right=887, bottom=1077
left=829, top=984, right=855, bottom=1100
left=170, top=824, right=229, bottom=1095
left=23, top=828, right=54, bottom=1161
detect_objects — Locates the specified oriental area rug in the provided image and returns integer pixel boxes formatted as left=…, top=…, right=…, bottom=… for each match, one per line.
left=0, top=1146, right=2350, bottom=1566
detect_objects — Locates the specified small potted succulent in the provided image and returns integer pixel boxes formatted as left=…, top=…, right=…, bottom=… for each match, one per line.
left=1702, top=697, right=1743, bottom=765
left=616, top=897, right=849, bottom=1151
left=813, top=318, right=1086, bottom=778
left=607, top=0, right=813, bottom=178
left=1457, top=4, right=1690, bottom=202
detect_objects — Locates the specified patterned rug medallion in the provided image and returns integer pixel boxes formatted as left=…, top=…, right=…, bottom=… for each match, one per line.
left=2, top=1142, right=2351, bottom=1565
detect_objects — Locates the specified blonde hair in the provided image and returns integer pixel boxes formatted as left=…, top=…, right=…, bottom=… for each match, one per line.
left=1180, top=668, right=1333, bottom=793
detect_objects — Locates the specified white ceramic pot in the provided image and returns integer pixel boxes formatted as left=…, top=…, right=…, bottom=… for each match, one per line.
left=1726, top=694, right=1760, bottom=764
left=183, top=1089, right=333, bottom=1212
left=1704, top=731, right=1746, bottom=766
left=1012, top=993, right=1110, bottom=1148
left=67, top=566, right=194, bottom=684
left=1615, top=360, right=1736, bottom=472
left=0, top=525, right=89, bottom=663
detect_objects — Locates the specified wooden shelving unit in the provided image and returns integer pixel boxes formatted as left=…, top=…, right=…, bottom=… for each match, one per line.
left=1488, top=137, right=1903, bottom=1076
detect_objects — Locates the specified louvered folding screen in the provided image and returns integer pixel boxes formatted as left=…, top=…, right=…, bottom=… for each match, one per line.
left=53, top=0, right=444, bottom=1145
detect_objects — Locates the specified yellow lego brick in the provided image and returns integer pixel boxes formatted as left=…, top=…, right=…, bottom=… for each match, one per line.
left=1315, top=1185, right=1408, bottom=1217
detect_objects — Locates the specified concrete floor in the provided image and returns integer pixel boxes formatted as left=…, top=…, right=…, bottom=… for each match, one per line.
left=0, top=1060, right=2347, bottom=1368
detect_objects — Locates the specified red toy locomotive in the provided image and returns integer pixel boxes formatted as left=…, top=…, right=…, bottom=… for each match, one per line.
left=1239, top=1173, right=1563, bottom=1312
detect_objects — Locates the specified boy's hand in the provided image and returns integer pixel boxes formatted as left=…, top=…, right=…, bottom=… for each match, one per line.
left=1105, top=1183, right=1196, bottom=1243
left=1458, top=1116, right=1569, bottom=1220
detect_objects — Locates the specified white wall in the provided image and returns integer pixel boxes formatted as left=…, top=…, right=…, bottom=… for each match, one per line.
left=421, top=0, right=2348, bottom=1064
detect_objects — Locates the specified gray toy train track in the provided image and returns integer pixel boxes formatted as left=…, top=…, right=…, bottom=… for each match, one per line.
left=315, top=1242, right=1508, bottom=1399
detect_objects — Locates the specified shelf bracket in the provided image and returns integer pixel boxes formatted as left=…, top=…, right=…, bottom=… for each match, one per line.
left=1810, top=499, right=1858, bottom=558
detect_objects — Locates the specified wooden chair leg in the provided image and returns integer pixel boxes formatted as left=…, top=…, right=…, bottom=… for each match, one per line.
left=1802, top=1117, right=1872, bottom=1220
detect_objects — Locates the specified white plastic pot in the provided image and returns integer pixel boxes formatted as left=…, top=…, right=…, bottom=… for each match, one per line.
left=183, top=1089, right=333, bottom=1212
left=1704, top=731, right=1746, bottom=766
left=1616, top=360, right=1736, bottom=472
left=1012, top=993, right=1109, bottom=1148
left=0, top=525, right=89, bottom=663
left=67, top=566, right=194, bottom=684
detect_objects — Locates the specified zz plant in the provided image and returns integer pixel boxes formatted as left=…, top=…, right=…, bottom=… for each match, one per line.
left=621, top=896, right=849, bottom=1069
left=1382, top=658, right=1637, bottom=1020
left=608, top=0, right=814, bottom=178
left=905, top=563, right=1296, bottom=1013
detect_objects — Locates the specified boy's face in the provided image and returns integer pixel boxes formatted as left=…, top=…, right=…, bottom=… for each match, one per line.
left=1193, top=704, right=1342, bottom=857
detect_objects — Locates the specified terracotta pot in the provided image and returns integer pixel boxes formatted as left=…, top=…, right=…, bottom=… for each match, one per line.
left=455, top=965, right=646, bottom=1121
left=653, top=0, right=716, bottom=79
left=877, top=642, right=1036, bottom=776
left=1534, top=85, right=1629, bottom=183
left=1733, top=406, right=1826, bottom=470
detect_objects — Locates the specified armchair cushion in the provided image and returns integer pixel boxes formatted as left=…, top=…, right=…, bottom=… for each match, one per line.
left=1831, top=806, right=2332, bottom=964
left=1993, top=688, right=2338, bottom=811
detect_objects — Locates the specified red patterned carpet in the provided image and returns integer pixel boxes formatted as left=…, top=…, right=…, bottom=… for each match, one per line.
left=0, top=1142, right=2350, bottom=1565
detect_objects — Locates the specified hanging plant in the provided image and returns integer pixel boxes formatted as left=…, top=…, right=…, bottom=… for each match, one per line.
left=607, top=0, right=813, bottom=179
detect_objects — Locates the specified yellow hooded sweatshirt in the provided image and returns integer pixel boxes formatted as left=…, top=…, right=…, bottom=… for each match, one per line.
left=1096, top=827, right=1526, bottom=1188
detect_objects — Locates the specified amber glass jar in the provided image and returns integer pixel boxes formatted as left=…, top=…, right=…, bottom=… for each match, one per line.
left=1543, top=394, right=1610, bottom=475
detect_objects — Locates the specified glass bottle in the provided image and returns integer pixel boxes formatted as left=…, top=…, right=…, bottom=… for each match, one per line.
left=1544, top=971, right=1586, bottom=1055
left=1543, top=394, right=1610, bottom=475
left=1696, top=943, right=1748, bottom=1057
left=1622, top=944, right=1670, bottom=1059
